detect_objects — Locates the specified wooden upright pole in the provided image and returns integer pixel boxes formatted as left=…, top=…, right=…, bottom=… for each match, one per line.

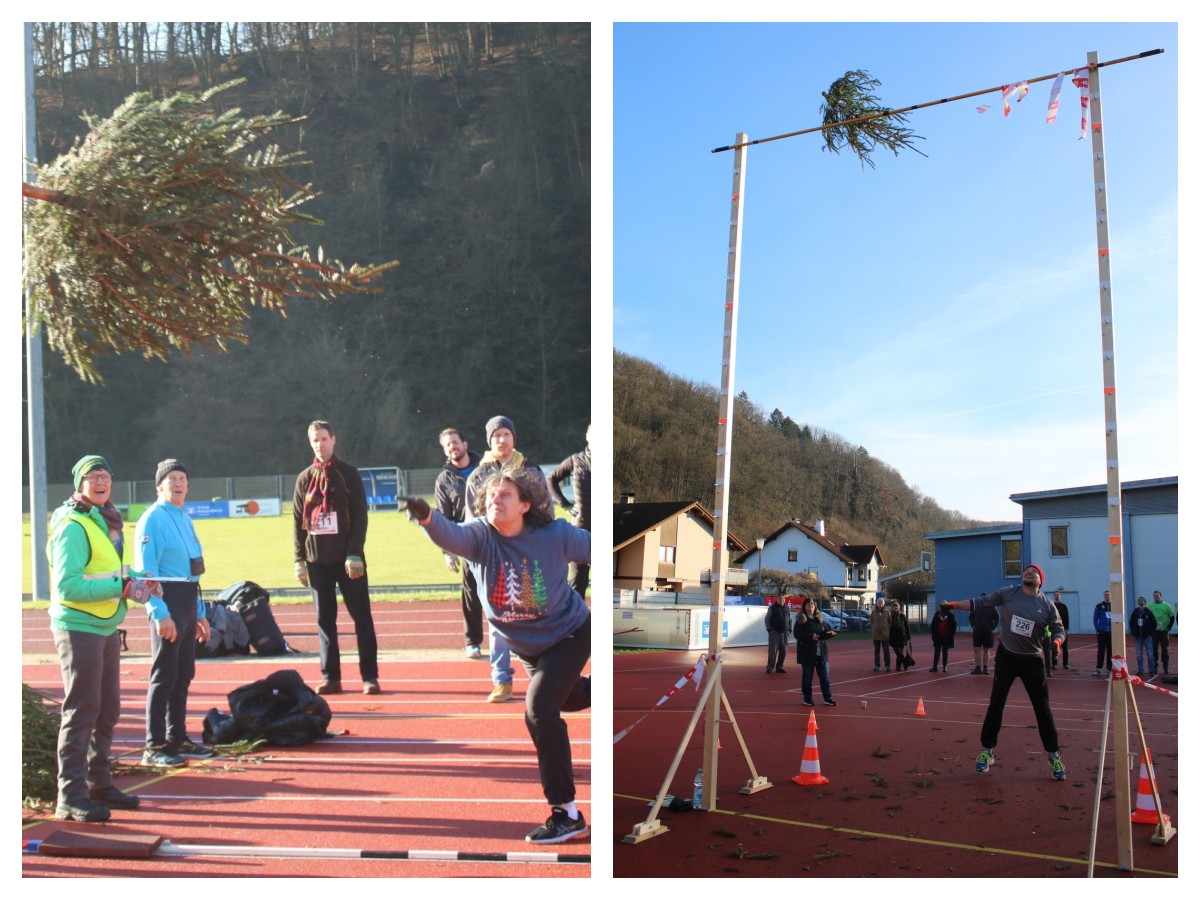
left=1086, top=49, right=1133, bottom=871
left=699, top=132, right=749, bottom=810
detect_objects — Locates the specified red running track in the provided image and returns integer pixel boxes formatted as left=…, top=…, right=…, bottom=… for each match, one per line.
left=614, top=640, right=1177, bottom=879
left=22, top=600, right=590, bottom=878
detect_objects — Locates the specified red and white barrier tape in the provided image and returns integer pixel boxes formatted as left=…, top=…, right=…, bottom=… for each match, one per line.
left=614, top=653, right=714, bottom=744
left=1113, top=655, right=1177, bottom=698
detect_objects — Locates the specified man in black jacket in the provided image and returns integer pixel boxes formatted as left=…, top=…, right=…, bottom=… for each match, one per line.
left=548, top=424, right=591, bottom=597
left=765, top=597, right=791, bottom=674
left=293, top=420, right=379, bottom=696
left=434, top=427, right=484, bottom=659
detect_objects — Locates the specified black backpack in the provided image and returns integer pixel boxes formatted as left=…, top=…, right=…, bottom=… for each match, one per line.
left=203, top=669, right=333, bottom=747
left=218, top=581, right=289, bottom=655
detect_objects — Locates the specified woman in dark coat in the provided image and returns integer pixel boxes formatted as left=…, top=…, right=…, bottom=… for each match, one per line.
left=793, top=598, right=837, bottom=706
left=929, top=601, right=958, bottom=672
left=889, top=601, right=912, bottom=671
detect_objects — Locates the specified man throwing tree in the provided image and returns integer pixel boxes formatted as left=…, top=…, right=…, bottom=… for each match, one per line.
left=945, top=563, right=1067, bottom=781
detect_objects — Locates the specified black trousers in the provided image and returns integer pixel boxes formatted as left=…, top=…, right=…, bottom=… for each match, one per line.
left=461, top=566, right=484, bottom=648
left=516, top=614, right=591, bottom=806
left=146, top=582, right=199, bottom=748
left=307, top=561, right=378, bottom=682
left=981, top=644, right=1059, bottom=753
left=1152, top=631, right=1171, bottom=672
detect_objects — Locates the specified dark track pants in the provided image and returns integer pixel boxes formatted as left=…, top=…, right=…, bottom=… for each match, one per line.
left=308, top=561, right=378, bottom=682
left=981, top=644, right=1059, bottom=753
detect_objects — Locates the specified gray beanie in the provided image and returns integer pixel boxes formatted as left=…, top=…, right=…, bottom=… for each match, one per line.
left=485, top=415, right=516, bottom=445
left=155, top=458, right=188, bottom=486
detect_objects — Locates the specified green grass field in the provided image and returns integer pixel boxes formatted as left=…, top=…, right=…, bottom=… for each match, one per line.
left=22, top=508, right=456, bottom=602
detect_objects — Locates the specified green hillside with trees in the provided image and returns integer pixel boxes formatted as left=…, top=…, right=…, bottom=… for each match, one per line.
left=25, top=22, right=589, bottom=478
left=614, top=351, right=994, bottom=597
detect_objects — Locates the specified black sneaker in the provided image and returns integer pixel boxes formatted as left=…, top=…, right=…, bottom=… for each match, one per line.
left=803, top=698, right=815, bottom=706
left=525, top=807, right=588, bottom=844
left=89, top=785, right=140, bottom=809
left=173, top=738, right=216, bottom=759
left=55, top=798, right=111, bottom=822
left=824, top=699, right=837, bottom=706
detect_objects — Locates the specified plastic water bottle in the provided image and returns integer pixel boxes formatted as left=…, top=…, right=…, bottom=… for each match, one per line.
left=693, top=768, right=704, bottom=807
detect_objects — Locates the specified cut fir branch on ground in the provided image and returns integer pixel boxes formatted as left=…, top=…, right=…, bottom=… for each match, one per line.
left=23, top=79, right=398, bottom=384
left=22, top=684, right=61, bottom=806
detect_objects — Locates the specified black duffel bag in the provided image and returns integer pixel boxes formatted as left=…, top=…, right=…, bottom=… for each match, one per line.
left=203, top=669, right=332, bottom=747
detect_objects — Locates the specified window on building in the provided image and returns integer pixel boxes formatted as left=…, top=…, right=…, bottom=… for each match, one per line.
left=659, top=546, right=676, bottom=564
left=787, top=548, right=798, bottom=562
left=1002, top=537, right=1022, bottom=577
left=1049, top=525, right=1069, bottom=557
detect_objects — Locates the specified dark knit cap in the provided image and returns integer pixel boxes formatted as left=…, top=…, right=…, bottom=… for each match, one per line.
left=155, top=458, right=188, bottom=486
left=485, top=415, right=516, bottom=445
left=72, top=455, right=110, bottom=490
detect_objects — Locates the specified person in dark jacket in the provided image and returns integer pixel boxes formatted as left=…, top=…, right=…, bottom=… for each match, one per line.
left=293, top=420, right=379, bottom=696
left=869, top=596, right=892, bottom=672
left=930, top=602, right=957, bottom=672
left=764, top=597, right=791, bottom=674
left=889, top=601, right=912, bottom=671
left=548, top=423, right=591, bottom=598
left=1128, top=596, right=1157, bottom=677
left=1093, top=591, right=1113, bottom=677
left=969, top=596, right=1000, bottom=675
left=434, top=427, right=484, bottom=659
left=793, top=598, right=837, bottom=705
left=1052, top=590, right=1070, bottom=670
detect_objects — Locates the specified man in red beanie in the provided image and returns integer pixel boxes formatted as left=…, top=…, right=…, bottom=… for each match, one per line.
left=944, top=563, right=1068, bottom=781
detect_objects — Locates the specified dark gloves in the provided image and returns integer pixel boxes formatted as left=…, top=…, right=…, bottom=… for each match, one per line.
left=399, top=496, right=431, bottom=523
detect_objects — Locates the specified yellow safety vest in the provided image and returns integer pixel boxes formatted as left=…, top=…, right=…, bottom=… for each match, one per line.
left=53, top=512, right=126, bottom=620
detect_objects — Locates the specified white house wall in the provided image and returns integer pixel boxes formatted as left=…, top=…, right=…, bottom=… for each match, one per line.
left=1128, top=513, right=1178, bottom=604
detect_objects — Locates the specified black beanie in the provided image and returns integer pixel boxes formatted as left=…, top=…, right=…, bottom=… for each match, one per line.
left=155, top=458, right=188, bottom=486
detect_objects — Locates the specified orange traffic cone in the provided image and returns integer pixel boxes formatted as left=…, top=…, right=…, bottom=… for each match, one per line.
left=1131, top=751, right=1171, bottom=825
left=792, top=709, right=830, bottom=786
left=915, top=697, right=926, bottom=717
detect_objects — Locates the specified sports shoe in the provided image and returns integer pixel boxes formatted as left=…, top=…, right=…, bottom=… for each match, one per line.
left=766, top=667, right=774, bottom=674
left=975, top=749, right=995, bottom=774
left=824, top=699, right=837, bottom=706
left=173, top=738, right=215, bottom=758
left=1050, top=755, right=1068, bottom=780
left=142, top=747, right=187, bottom=768
left=983, top=667, right=989, bottom=674
left=525, top=807, right=588, bottom=844
left=971, top=666, right=983, bottom=675
left=55, top=798, right=111, bottom=822
left=466, top=645, right=483, bottom=659
left=89, top=785, right=140, bottom=809
left=487, top=683, right=513, bottom=703
left=1092, top=669, right=1102, bottom=676
left=803, top=698, right=815, bottom=706
left=363, top=680, right=381, bottom=695
left=775, top=667, right=786, bottom=674
left=929, top=666, right=939, bottom=673
left=873, top=666, right=880, bottom=672
left=316, top=679, right=343, bottom=695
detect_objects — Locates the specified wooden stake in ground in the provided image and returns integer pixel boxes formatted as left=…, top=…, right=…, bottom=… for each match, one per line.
left=22, top=78, right=398, bottom=384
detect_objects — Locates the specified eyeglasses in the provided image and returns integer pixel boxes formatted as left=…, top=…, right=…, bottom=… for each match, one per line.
left=82, top=473, right=112, bottom=484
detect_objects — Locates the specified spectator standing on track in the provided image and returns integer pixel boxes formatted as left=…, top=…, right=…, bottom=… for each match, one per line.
left=889, top=601, right=912, bottom=671
left=969, top=595, right=999, bottom=675
left=464, top=415, right=548, bottom=703
left=930, top=601, right=957, bottom=672
left=400, top=468, right=591, bottom=844
left=1147, top=590, right=1175, bottom=678
left=1052, top=590, right=1071, bottom=670
left=548, top=423, right=591, bottom=598
left=870, top=596, right=893, bottom=672
left=1128, top=596, right=1156, bottom=677
left=764, top=596, right=791, bottom=674
left=433, top=427, right=484, bottom=660
left=48, top=455, right=160, bottom=822
left=293, top=420, right=380, bottom=696
left=135, top=459, right=214, bottom=767
left=1093, top=591, right=1113, bottom=677
left=793, top=598, right=837, bottom=706
left=945, top=563, right=1068, bottom=781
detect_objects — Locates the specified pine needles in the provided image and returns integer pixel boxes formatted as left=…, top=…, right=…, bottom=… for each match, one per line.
left=23, top=79, right=399, bottom=383
left=22, top=684, right=61, bottom=807
left=820, top=69, right=927, bottom=170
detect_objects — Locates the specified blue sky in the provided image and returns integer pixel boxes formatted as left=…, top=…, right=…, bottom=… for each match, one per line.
left=614, top=21, right=1180, bottom=522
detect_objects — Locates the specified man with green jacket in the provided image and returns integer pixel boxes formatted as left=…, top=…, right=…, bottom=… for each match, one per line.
left=1147, top=590, right=1176, bottom=678
left=48, top=455, right=160, bottom=822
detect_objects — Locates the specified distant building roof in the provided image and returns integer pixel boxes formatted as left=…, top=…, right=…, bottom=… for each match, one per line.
left=613, top=500, right=748, bottom=554
left=924, top=523, right=1022, bottom=541
left=738, top=519, right=882, bottom=567
left=1009, top=476, right=1177, bottom=504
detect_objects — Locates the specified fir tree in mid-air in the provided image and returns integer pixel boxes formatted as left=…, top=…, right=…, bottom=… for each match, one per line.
left=820, top=69, right=927, bottom=170
left=22, top=79, right=398, bottom=384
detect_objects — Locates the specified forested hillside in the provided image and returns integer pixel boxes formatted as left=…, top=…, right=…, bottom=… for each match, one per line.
left=614, top=351, right=987, bottom=579
left=25, top=23, right=589, bottom=477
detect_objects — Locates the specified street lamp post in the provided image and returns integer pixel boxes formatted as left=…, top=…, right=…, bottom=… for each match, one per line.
left=755, top=538, right=765, bottom=598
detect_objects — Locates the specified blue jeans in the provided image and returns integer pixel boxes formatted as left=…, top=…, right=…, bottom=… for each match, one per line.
left=801, top=655, right=833, bottom=703
left=1134, top=636, right=1154, bottom=673
left=54, top=628, right=122, bottom=803
left=146, top=583, right=199, bottom=748
left=490, top=625, right=513, bottom=685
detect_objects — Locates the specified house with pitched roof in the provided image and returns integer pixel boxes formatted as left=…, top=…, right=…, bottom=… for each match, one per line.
left=735, top=517, right=884, bottom=608
left=613, top=496, right=749, bottom=593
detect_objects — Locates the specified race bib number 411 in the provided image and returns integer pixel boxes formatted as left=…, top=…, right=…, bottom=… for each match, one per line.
left=309, top=511, right=338, bottom=535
